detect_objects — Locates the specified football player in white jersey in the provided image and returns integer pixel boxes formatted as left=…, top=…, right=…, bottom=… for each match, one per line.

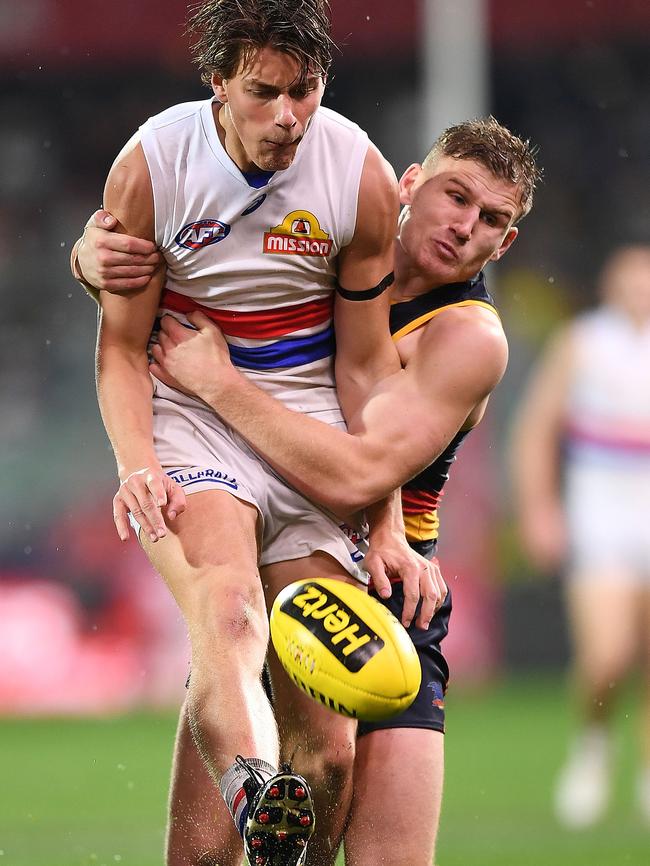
left=76, top=116, right=540, bottom=865
left=512, top=245, right=650, bottom=828
left=72, top=2, right=445, bottom=866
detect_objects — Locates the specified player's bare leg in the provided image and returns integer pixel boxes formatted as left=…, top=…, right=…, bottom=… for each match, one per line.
left=556, top=575, right=640, bottom=827
left=166, top=699, right=241, bottom=866
left=143, top=490, right=281, bottom=862
left=167, top=696, right=314, bottom=866
left=261, top=552, right=360, bottom=866
left=344, top=728, right=444, bottom=866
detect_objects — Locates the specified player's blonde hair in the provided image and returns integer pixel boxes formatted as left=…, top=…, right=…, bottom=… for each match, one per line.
left=423, top=116, right=541, bottom=220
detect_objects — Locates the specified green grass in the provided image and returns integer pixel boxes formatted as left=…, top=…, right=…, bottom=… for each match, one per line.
left=0, top=714, right=174, bottom=866
left=0, top=677, right=647, bottom=866
left=438, top=677, right=648, bottom=866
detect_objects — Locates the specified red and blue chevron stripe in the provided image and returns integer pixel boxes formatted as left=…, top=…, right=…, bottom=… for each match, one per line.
left=227, top=327, right=334, bottom=370
left=159, top=289, right=335, bottom=371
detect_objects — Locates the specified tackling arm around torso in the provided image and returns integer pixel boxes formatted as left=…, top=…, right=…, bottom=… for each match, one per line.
left=152, top=302, right=507, bottom=516
left=342, top=304, right=508, bottom=503
left=330, top=143, right=404, bottom=551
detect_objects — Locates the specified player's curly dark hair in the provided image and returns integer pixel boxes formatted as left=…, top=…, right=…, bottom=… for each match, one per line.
left=423, top=116, right=542, bottom=220
left=187, top=0, right=334, bottom=87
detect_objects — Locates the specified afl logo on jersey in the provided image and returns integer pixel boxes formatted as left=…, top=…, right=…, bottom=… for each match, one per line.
left=175, top=219, right=231, bottom=250
left=264, top=210, right=333, bottom=257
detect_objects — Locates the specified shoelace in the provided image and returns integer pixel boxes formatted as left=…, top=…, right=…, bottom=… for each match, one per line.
left=235, top=754, right=268, bottom=788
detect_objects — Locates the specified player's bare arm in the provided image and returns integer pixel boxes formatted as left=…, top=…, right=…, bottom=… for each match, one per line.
left=94, top=136, right=185, bottom=543
left=344, top=140, right=444, bottom=621
left=330, top=144, right=433, bottom=609
left=150, top=304, right=507, bottom=513
left=333, top=143, right=401, bottom=409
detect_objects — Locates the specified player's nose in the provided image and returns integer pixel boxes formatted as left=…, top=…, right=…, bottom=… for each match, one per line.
left=275, top=94, right=298, bottom=130
left=452, top=207, right=478, bottom=242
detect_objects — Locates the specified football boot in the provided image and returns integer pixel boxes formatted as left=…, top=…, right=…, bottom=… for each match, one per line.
left=236, top=756, right=315, bottom=866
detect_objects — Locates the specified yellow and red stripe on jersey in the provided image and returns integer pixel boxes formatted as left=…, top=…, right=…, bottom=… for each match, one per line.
left=401, top=487, right=442, bottom=543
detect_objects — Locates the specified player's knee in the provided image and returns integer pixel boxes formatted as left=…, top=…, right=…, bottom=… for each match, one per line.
left=320, top=756, right=354, bottom=808
left=321, top=749, right=355, bottom=800
left=219, top=584, right=268, bottom=642
left=291, top=737, right=356, bottom=799
left=194, top=580, right=269, bottom=646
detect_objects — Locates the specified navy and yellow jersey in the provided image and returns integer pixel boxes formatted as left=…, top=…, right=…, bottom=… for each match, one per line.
left=389, top=272, right=498, bottom=544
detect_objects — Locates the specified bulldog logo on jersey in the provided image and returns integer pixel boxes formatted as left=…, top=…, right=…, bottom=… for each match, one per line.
left=263, top=210, right=333, bottom=257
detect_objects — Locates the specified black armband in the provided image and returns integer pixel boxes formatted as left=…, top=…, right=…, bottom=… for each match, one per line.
left=335, top=272, right=394, bottom=301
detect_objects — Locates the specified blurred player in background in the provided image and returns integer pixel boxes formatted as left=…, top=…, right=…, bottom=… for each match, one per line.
left=511, top=244, right=650, bottom=828
left=81, top=117, right=540, bottom=865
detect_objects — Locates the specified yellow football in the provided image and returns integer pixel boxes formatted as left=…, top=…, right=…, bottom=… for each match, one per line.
left=269, top=578, right=421, bottom=722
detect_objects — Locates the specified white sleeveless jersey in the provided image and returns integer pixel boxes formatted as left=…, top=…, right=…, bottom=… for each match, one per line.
left=139, top=98, right=369, bottom=416
left=564, top=306, right=650, bottom=465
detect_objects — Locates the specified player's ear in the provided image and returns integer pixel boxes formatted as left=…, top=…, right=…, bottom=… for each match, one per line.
left=211, top=73, right=228, bottom=103
left=398, top=164, right=423, bottom=206
left=490, top=226, right=519, bottom=262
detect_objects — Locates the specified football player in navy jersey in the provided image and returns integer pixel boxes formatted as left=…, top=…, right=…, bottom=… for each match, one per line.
left=76, top=117, right=540, bottom=865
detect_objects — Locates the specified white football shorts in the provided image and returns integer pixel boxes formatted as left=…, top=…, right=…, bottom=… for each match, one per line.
left=565, top=460, right=650, bottom=581
left=129, top=379, right=369, bottom=583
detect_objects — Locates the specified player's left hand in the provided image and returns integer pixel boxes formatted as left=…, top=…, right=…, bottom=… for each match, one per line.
left=77, top=209, right=164, bottom=292
left=150, top=311, right=242, bottom=400
left=364, top=534, right=447, bottom=630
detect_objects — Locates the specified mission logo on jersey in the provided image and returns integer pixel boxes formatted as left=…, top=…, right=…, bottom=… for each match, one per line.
left=175, top=219, right=231, bottom=250
left=263, top=210, right=333, bottom=257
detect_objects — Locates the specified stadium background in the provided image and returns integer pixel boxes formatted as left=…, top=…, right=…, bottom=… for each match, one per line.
left=1, top=1, right=649, bottom=863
